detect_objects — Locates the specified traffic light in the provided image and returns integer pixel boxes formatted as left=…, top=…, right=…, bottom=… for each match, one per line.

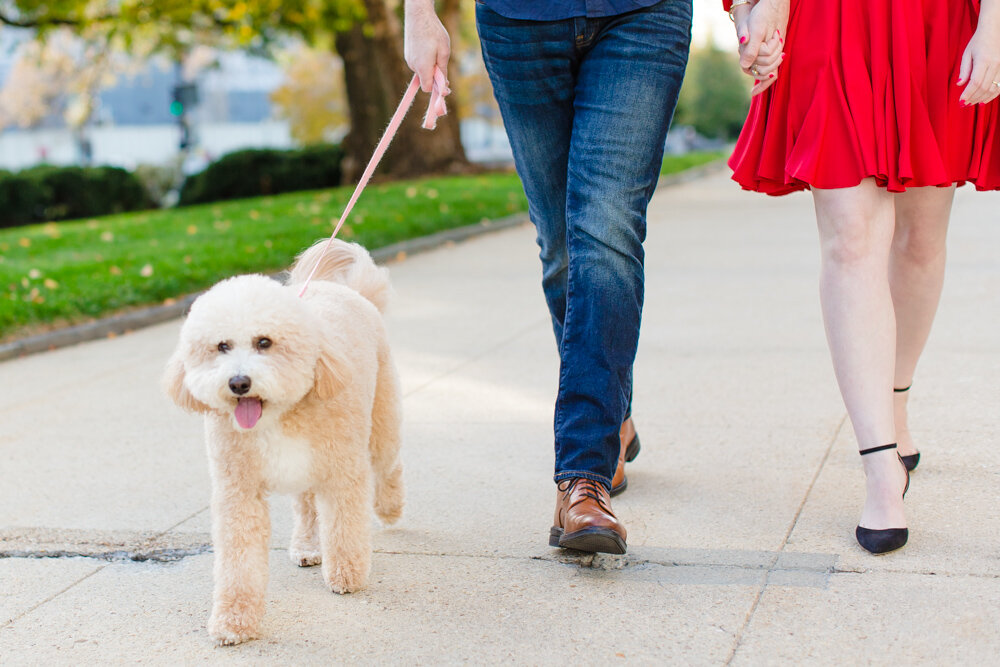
left=171, top=83, right=199, bottom=150
left=170, top=83, right=199, bottom=117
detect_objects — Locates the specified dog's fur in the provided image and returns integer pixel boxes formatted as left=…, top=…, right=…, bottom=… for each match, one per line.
left=163, top=239, right=403, bottom=646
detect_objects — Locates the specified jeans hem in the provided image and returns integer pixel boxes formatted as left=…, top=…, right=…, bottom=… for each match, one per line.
left=553, top=470, right=613, bottom=491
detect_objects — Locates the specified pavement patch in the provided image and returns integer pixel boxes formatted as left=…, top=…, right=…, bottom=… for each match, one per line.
left=0, top=527, right=210, bottom=563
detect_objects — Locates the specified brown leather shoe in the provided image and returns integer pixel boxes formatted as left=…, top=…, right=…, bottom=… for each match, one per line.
left=611, top=420, right=642, bottom=497
left=549, top=477, right=627, bottom=554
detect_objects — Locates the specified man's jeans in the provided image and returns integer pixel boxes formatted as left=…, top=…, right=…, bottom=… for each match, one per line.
left=477, top=0, right=692, bottom=489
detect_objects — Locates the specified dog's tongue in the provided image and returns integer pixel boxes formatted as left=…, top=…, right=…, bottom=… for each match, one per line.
left=235, top=397, right=263, bottom=429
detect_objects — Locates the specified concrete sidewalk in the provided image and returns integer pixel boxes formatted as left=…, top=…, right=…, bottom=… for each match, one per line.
left=2, top=171, right=999, bottom=664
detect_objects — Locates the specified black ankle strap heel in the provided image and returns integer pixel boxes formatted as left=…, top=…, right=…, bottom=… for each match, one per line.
left=855, top=443, right=910, bottom=554
left=893, top=385, right=921, bottom=472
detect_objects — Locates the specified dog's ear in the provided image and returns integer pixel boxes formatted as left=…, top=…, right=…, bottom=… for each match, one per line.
left=313, top=342, right=351, bottom=400
left=162, top=349, right=209, bottom=413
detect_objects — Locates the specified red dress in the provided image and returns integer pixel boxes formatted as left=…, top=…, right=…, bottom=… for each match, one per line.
left=724, top=0, right=1000, bottom=195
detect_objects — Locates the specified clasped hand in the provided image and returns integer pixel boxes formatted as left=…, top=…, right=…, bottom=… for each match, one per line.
left=731, top=0, right=788, bottom=97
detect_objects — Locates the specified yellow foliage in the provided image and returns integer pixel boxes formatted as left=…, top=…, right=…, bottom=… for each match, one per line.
left=270, top=46, right=348, bottom=146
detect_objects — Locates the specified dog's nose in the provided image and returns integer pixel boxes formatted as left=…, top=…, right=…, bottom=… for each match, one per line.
left=228, top=375, right=252, bottom=395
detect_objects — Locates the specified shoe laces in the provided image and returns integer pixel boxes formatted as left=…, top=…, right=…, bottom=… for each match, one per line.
left=561, top=477, right=611, bottom=513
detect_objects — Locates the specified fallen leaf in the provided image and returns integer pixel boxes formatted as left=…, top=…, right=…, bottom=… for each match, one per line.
left=140, top=264, right=154, bottom=277
left=187, top=225, right=198, bottom=235
left=109, top=266, right=122, bottom=276
left=18, top=238, right=30, bottom=248
left=100, top=231, right=114, bottom=242
left=43, top=279, right=59, bottom=289
left=28, top=269, right=41, bottom=279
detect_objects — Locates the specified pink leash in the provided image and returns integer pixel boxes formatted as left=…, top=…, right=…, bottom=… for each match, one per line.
left=297, top=68, right=449, bottom=298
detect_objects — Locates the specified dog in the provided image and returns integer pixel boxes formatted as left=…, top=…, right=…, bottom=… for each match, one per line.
left=163, top=239, right=404, bottom=646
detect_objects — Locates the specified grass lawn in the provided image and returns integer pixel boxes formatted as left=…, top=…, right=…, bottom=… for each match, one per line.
left=0, top=150, right=725, bottom=342
left=661, top=149, right=727, bottom=174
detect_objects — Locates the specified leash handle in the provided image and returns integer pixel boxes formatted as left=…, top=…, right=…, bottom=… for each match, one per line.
left=298, top=69, right=449, bottom=297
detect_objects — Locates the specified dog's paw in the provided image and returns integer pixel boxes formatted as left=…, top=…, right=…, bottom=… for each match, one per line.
left=289, top=548, right=322, bottom=567
left=374, top=496, right=404, bottom=525
left=324, top=560, right=369, bottom=594
left=208, top=612, right=261, bottom=647
left=375, top=469, right=405, bottom=525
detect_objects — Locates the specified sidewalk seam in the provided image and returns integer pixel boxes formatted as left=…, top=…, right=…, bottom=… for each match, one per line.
left=723, top=414, right=848, bottom=665
left=1, top=565, right=106, bottom=631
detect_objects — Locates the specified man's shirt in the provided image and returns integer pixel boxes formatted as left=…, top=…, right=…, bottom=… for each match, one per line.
left=479, top=0, right=661, bottom=20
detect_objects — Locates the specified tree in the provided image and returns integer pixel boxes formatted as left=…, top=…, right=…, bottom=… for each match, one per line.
left=674, top=43, right=750, bottom=140
left=0, top=0, right=470, bottom=180
left=270, top=46, right=348, bottom=146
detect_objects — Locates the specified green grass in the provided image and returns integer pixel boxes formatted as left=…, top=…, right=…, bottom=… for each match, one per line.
left=660, top=149, right=727, bottom=175
left=0, top=151, right=725, bottom=342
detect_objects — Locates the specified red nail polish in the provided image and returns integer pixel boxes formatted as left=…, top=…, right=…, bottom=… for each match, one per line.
left=740, top=36, right=747, bottom=44
left=769, top=73, right=776, bottom=79
left=781, top=52, right=786, bottom=59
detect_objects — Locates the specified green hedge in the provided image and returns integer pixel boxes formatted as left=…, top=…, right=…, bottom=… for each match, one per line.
left=178, top=144, right=344, bottom=206
left=0, top=165, right=152, bottom=229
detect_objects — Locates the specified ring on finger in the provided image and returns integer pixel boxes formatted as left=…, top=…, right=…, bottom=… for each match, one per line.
left=751, top=66, right=760, bottom=77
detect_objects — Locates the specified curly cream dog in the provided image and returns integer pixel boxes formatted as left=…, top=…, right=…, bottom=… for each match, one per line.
left=163, top=239, right=403, bottom=646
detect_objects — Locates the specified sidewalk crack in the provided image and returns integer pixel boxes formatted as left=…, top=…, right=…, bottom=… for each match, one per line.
left=723, top=413, right=847, bottom=665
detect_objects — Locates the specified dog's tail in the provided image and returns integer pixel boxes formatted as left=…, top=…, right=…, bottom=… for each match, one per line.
left=288, top=239, right=391, bottom=313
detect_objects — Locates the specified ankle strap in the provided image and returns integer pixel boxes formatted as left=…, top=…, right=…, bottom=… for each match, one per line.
left=860, top=443, right=898, bottom=456
left=893, top=385, right=911, bottom=393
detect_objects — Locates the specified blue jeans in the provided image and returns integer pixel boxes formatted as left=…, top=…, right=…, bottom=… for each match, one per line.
left=477, top=0, right=692, bottom=490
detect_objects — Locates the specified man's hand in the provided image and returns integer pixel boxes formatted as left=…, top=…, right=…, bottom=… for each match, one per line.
left=404, top=0, right=451, bottom=93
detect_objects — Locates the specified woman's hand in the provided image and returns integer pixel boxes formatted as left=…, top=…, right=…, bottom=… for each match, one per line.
left=404, top=0, right=451, bottom=93
left=958, top=2, right=1000, bottom=106
left=733, top=0, right=789, bottom=96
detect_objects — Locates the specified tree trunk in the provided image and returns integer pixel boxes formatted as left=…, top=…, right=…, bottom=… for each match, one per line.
left=436, top=0, right=464, bottom=158
left=335, top=0, right=469, bottom=183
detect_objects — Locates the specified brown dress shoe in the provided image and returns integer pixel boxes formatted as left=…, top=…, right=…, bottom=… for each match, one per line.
left=611, top=421, right=642, bottom=497
left=549, top=477, right=627, bottom=554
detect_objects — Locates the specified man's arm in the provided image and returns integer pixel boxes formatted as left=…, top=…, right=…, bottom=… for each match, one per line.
left=404, top=0, right=451, bottom=93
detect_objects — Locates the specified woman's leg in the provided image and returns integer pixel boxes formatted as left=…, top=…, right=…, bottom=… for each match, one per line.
left=812, top=181, right=908, bottom=532
left=890, top=186, right=955, bottom=457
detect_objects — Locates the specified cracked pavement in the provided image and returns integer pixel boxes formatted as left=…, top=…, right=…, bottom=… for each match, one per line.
left=2, top=171, right=999, bottom=663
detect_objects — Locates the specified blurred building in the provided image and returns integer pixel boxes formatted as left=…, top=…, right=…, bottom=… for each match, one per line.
left=0, top=39, right=513, bottom=172
left=0, top=44, right=293, bottom=171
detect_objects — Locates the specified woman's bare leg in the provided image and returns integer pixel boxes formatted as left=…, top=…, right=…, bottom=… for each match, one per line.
left=812, top=181, right=908, bottom=532
left=890, top=186, right=955, bottom=457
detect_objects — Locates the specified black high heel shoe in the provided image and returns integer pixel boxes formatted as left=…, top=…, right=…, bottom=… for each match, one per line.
left=894, top=385, right=920, bottom=472
left=855, top=443, right=910, bottom=554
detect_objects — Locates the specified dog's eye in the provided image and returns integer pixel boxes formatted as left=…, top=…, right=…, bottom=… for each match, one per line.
left=217, top=342, right=232, bottom=353
left=256, top=337, right=272, bottom=350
